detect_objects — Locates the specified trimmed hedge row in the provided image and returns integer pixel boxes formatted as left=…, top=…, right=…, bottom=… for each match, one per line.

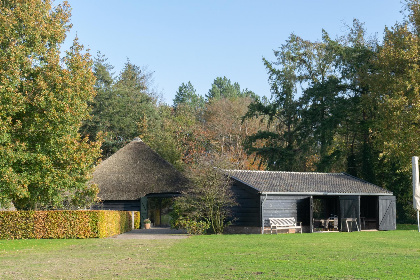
left=134, top=211, right=140, bottom=229
left=0, top=210, right=140, bottom=239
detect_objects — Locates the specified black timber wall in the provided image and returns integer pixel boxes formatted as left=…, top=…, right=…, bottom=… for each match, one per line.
left=262, top=195, right=311, bottom=226
left=229, top=180, right=260, bottom=227
left=92, top=200, right=141, bottom=211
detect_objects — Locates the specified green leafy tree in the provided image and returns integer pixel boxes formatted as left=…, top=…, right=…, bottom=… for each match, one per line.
left=0, top=0, right=101, bottom=210
left=245, top=34, right=317, bottom=171
left=245, top=28, right=377, bottom=174
left=367, top=1, right=420, bottom=222
left=172, top=157, right=236, bottom=234
left=330, top=20, right=379, bottom=181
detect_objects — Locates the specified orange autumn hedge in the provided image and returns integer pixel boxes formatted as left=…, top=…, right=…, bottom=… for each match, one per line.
left=0, top=210, right=140, bottom=239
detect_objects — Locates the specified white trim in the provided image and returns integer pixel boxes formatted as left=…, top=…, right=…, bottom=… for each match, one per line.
left=417, top=210, right=420, bottom=233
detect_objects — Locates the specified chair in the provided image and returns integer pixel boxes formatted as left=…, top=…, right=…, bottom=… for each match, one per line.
left=345, top=218, right=360, bottom=232
left=331, top=216, right=338, bottom=231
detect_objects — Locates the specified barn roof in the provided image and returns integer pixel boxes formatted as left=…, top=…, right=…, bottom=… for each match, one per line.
left=224, top=170, right=393, bottom=195
left=92, top=138, right=187, bottom=200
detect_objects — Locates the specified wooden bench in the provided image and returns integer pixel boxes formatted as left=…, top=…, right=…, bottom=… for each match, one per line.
left=268, top=218, right=302, bottom=234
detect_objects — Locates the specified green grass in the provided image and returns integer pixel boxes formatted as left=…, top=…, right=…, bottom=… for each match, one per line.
left=397, top=224, right=419, bottom=230
left=1, top=230, right=420, bottom=279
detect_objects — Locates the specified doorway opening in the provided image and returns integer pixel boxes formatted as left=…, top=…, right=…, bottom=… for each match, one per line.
left=360, top=196, right=378, bottom=230
left=147, top=197, right=175, bottom=227
left=312, top=196, right=339, bottom=231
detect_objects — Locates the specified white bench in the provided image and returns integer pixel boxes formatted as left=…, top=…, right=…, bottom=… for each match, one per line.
left=268, top=217, right=302, bottom=234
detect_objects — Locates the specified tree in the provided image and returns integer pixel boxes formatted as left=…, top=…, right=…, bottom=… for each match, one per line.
left=204, top=96, right=266, bottom=170
left=245, top=34, right=323, bottom=171
left=331, top=20, right=379, bottom=180
left=0, top=0, right=101, bottom=210
left=245, top=27, right=377, bottom=174
left=82, top=58, right=160, bottom=159
left=367, top=1, right=420, bottom=222
left=80, top=51, right=114, bottom=142
left=172, top=157, right=236, bottom=234
left=173, top=81, right=204, bottom=111
left=206, top=76, right=256, bottom=101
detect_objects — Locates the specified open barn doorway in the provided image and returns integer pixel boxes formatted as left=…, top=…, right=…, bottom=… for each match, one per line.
left=144, top=193, right=181, bottom=227
left=312, top=196, right=340, bottom=232
left=360, top=196, right=378, bottom=230
left=147, top=197, right=174, bottom=227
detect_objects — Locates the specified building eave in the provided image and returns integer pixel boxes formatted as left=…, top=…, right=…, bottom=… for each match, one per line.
left=260, top=192, right=393, bottom=196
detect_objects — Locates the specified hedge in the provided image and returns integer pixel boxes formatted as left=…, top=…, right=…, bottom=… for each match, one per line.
left=0, top=210, right=140, bottom=239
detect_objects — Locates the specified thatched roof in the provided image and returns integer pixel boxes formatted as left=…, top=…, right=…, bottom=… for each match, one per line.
left=92, top=138, right=187, bottom=200
left=224, top=170, right=392, bottom=195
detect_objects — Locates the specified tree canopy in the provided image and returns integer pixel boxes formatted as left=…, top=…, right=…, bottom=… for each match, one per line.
left=5, top=0, right=419, bottom=223
left=243, top=2, right=420, bottom=222
left=0, top=0, right=101, bottom=210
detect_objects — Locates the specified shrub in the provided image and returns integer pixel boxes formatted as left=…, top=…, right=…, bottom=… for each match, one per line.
left=173, top=219, right=209, bottom=235
left=134, top=211, right=140, bottom=229
left=0, top=210, right=139, bottom=239
left=172, top=158, right=236, bottom=234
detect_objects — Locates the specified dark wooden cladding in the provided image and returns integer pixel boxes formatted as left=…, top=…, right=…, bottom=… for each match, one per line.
left=91, top=200, right=141, bottom=211
left=227, top=174, right=396, bottom=233
left=229, top=181, right=260, bottom=227
left=262, top=195, right=310, bottom=225
left=339, top=196, right=360, bottom=231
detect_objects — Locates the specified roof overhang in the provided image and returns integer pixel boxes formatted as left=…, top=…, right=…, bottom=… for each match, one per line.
left=260, top=192, right=393, bottom=196
left=145, top=192, right=182, bottom=198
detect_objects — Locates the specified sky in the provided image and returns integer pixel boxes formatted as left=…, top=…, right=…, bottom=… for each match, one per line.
left=62, top=0, right=406, bottom=105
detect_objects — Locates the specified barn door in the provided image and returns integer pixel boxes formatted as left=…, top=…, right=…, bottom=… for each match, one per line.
left=140, top=196, right=148, bottom=229
left=378, top=196, right=396, bottom=231
left=339, top=196, right=360, bottom=231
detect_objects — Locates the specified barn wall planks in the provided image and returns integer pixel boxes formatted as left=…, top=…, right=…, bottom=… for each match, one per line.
left=262, top=195, right=310, bottom=224
left=379, top=196, right=396, bottom=230
left=230, top=181, right=260, bottom=227
left=92, top=200, right=141, bottom=211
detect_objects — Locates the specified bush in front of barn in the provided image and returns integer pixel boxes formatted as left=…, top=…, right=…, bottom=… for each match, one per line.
left=134, top=211, right=140, bottom=229
left=0, top=210, right=139, bottom=239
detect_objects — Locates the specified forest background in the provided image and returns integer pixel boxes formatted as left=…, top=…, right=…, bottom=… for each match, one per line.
left=2, top=0, right=420, bottom=224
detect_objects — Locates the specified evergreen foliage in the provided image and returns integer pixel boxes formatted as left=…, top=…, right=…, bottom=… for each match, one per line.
left=244, top=2, right=420, bottom=222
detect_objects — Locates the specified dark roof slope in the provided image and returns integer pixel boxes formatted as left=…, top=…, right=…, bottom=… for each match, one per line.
left=224, top=170, right=392, bottom=195
left=92, top=139, right=187, bottom=200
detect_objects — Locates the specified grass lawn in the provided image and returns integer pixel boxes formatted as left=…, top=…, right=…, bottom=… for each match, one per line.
left=0, top=230, right=419, bottom=279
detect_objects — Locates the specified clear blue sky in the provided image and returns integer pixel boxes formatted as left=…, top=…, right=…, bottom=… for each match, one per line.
left=63, top=0, right=406, bottom=105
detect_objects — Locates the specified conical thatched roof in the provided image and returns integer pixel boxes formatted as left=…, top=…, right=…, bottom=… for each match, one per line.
left=92, top=138, right=187, bottom=200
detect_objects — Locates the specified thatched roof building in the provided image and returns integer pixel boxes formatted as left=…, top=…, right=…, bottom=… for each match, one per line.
left=91, top=138, right=186, bottom=211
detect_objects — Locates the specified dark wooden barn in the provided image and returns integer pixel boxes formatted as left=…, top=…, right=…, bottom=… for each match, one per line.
left=91, top=138, right=187, bottom=227
left=224, top=170, right=396, bottom=233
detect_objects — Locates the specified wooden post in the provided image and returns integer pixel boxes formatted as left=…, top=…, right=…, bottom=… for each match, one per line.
left=413, top=157, right=420, bottom=232
left=131, top=211, right=135, bottom=230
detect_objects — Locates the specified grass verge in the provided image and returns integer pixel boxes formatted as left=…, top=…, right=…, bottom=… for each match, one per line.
left=0, top=230, right=419, bottom=279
